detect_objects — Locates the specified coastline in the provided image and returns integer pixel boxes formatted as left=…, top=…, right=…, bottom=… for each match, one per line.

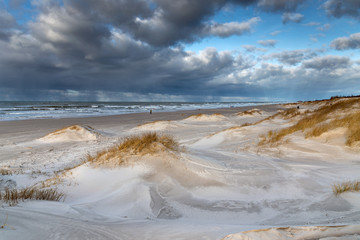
left=0, top=103, right=283, bottom=136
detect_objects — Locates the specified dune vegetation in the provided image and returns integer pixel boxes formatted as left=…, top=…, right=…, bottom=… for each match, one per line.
left=0, top=169, right=16, bottom=175
left=0, top=187, right=64, bottom=206
left=87, top=132, right=180, bottom=166
left=185, top=113, right=224, bottom=120
left=259, top=98, right=360, bottom=146
left=236, top=109, right=262, bottom=116
left=333, top=181, right=360, bottom=196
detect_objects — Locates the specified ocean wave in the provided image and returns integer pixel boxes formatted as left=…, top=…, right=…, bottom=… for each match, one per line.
left=0, top=101, right=278, bottom=121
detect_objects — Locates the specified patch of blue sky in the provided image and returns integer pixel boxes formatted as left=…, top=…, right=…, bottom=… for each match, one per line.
left=185, top=2, right=359, bottom=58
left=2, top=0, right=37, bottom=25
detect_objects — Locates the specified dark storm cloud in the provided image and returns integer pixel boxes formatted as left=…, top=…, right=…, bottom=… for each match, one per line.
left=257, top=0, right=305, bottom=12
left=0, top=10, right=17, bottom=41
left=302, top=56, right=351, bottom=70
left=27, top=0, right=305, bottom=48
left=282, top=12, right=304, bottom=24
left=323, top=0, right=360, bottom=19
left=28, top=5, right=111, bottom=59
left=330, top=33, right=360, bottom=50
left=1, top=0, right=359, bottom=101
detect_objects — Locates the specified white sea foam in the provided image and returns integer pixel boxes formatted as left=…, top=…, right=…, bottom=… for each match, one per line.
left=0, top=101, right=277, bottom=121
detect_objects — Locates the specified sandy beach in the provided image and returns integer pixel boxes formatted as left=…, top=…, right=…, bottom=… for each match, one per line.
left=1, top=99, right=360, bottom=240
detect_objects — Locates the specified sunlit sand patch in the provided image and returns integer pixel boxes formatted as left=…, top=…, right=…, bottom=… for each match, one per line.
left=38, top=125, right=99, bottom=142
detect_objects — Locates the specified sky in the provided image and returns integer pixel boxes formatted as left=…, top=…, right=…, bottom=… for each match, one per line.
left=0, top=0, right=359, bottom=102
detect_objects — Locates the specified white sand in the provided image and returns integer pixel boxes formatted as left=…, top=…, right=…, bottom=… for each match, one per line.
left=1, top=103, right=360, bottom=240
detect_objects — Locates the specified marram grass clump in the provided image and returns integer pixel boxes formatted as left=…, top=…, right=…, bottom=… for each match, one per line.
left=333, top=181, right=360, bottom=196
left=259, top=98, right=360, bottom=146
left=87, top=132, right=180, bottom=166
left=0, top=187, right=64, bottom=206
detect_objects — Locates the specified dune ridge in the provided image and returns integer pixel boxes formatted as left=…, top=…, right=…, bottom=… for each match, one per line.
left=39, top=125, right=99, bottom=142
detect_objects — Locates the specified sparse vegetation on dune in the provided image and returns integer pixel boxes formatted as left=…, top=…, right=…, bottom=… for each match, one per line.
left=256, top=108, right=303, bottom=125
left=45, top=125, right=84, bottom=136
left=185, top=113, right=224, bottom=120
left=117, top=132, right=179, bottom=153
left=306, top=112, right=360, bottom=146
left=296, top=95, right=360, bottom=105
left=333, top=181, right=360, bottom=196
left=137, top=120, right=170, bottom=127
left=216, top=108, right=303, bottom=135
left=259, top=97, right=360, bottom=146
left=236, top=109, right=262, bottom=116
left=0, top=169, right=15, bottom=176
left=87, top=132, right=180, bottom=166
left=0, top=187, right=64, bottom=206
left=0, top=168, right=24, bottom=175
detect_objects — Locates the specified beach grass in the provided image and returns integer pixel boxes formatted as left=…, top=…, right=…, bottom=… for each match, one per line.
left=0, top=187, right=65, bottom=206
left=259, top=97, right=360, bottom=146
left=0, top=169, right=14, bottom=175
left=87, top=132, right=180, bottom=166
left=185, top=113, right=224, bottom=120
left=333, top=181, right=360, bottom=196
left=236, top=109, right=262, bottom=116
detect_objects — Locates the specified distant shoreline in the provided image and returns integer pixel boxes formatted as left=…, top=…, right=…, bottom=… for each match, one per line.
left=0, top=103, right=283, bottom=137
left=0, top=101, right=284, bottom=122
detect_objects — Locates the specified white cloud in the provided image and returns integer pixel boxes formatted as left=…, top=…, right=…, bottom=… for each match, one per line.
left=258, top=39, right=277, bottom=47
left=282, top=12, right=304, bottom=24
left=330, top=32, right=360, bottom=50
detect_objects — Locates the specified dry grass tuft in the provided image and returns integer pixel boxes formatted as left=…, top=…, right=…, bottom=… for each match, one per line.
left=117, top=132, right=179, bottom=153
left=333, top=181, right=360, bottom=196
left=306, top=112, right=360, bottom=146
left=260, top=98, right=360, bottom=146
left=0, top=169, right=14, bottom=176
left=187, top=113, right=205, bottom=119
left=0, top=187, right=64, bottom=206
left=47, top=125, right=83, bottom=136
left=88, top=132, right=180, bottom=166
left=186, top=113, right=224, bottom=120
left=277, top=108, right=301, bottom=120
left=236, top=109, right=262, bottom=116
left=0, top=168, right=23, bottom=175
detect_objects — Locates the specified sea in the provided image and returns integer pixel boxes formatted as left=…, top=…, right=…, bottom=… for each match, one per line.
left=0, top=101, right=279, bottom=121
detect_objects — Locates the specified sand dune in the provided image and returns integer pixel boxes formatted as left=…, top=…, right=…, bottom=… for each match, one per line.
left=184, top=113, right=226, bottom=121
left=1, top=98, right=360, bottom=240
left=133, top=120, right=180, bottom=131
left=236, top=109, right=264, bottom=117
left=38, top=125, right=99, bottom=142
